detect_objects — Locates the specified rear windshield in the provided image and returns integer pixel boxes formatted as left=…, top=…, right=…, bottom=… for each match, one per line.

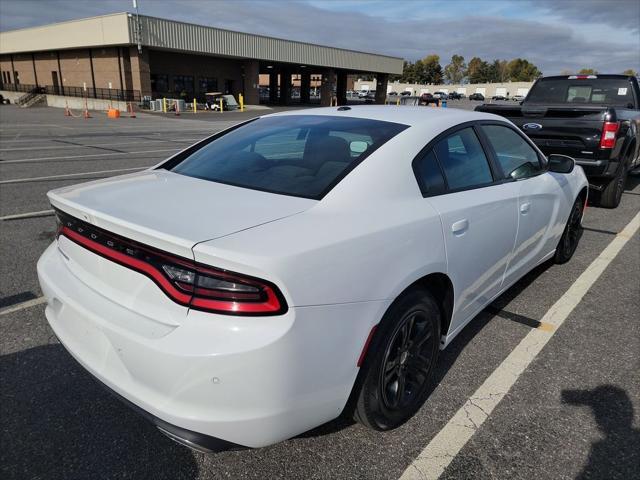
left=526, top=78, right=635, bottom=106
left=168, top=115, right=408, bottom=199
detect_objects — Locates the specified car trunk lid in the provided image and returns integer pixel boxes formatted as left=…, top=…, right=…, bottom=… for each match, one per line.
left=49, top=169, right=315, bottom=323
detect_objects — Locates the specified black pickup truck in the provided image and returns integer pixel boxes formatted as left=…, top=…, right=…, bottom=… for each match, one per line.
left=476, top=75, right=640, bottom=208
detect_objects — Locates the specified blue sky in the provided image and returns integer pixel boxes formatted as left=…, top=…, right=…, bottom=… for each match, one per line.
left=1, top=0, right=638, bottom=74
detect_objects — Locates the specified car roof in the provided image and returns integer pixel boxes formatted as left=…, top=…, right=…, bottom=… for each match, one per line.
left=266, top=105, right=502, bottom=127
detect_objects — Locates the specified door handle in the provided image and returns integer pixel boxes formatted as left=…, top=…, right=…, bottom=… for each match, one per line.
left=451, top=219, right=469, bottom=235
left=520, top=202, right=531, bottom=214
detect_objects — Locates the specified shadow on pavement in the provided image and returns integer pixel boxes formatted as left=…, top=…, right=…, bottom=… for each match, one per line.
left=562, top=385, right=640, bottom=480
left=0, top=344, right=198, bottom=480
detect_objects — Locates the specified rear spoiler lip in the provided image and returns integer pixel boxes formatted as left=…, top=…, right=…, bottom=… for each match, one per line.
left=47, top=191, right=197, bottom=260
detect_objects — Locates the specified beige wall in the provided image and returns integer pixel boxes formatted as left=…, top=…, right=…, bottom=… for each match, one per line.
left=355, top=79, right=535, bottom=98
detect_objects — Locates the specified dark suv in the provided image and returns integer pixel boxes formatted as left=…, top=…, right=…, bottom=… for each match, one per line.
left=420, top=93, right=440, bottom=106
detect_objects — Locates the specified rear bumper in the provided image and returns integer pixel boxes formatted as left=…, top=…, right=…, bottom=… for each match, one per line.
left=574, top=157, right=619, bottom=180
left=37, top=242, right=386, bottom=448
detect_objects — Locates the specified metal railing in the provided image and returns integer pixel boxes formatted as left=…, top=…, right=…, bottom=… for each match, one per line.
left=0, top=83, right=141, bottom=102
left=0, top=83, right=40, bottom=94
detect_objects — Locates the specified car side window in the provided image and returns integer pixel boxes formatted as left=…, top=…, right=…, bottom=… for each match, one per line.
left=481, top=125, right=542, bottom=180
left=433, top=128, right=494, bottom=190
left=414, top=151, right=446, bottom=195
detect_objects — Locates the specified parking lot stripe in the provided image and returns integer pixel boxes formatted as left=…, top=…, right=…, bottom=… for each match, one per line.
left=0, top=148, right=179, bottom=164
left=0, top=296, right=47, bottom=317
left=0, top=210, right=54, bottom=221
left=399, top=211, right=640, bottom=480
left=0, top=167, right=147, bottom=184
left=0, top=138, right=202, bottom=152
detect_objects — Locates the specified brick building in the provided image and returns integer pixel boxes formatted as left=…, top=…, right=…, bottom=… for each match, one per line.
left=0, top=13, right=402, bottom=105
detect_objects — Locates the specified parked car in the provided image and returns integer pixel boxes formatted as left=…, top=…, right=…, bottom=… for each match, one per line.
left=205, top=92, right=239, bottom=111
left=448, top=92, right=462, bottom=100
left=38, top=107, right=587, bottom=451
left=388, top=91, right=398, bottom=96
left=433, top=91, right=448, bottom=100
left=491, top=95, right=507, bottom=101
left=358, top=90, right=371, bottom=98
left=476, top=74, right=640, bottom=208
left=420, top=92, right=440, bottom=106
left=400, top=91, right=412, bottom=96
left=469, top=93, right=485, bottom=101
left=511, top=94, right=525, bottom=102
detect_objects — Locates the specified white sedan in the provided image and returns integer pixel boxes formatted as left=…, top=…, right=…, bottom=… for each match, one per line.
left=37, top=106, right=588, bottom=451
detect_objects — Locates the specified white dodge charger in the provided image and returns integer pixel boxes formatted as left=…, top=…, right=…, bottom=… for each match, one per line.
left=37, top=106, right=588, bottom=451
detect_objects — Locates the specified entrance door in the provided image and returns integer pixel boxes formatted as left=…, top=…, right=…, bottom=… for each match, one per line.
left=51, top=71, right=60, bottom=95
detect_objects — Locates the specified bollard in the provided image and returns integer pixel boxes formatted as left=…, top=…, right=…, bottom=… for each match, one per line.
left=239, top=94, right=244, bottom=112
left=442, top=100, right=447, bottom=108
left=162, top=97, right=167, bottom=113
left=219, top=98, right=224, bottom=112
left=193, top=98, right=197, bottom=114
left=175, top=100, right=180, bottom=116
left=396, top=98, right=400, bottom=106
left=83, top=97, right=91, bottom=118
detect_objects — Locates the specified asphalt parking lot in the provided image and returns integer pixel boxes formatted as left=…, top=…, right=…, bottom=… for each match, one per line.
left=1, top=104, right=638, bottom=480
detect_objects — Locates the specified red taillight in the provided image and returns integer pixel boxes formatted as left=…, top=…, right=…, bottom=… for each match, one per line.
left=56, top=211, right=287, bottom=316
left=599, top=121, right=619, bottom=149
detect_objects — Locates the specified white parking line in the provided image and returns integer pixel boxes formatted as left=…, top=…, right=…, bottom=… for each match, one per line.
left=0, top=148, right=179, bottom=164
left=0, top=166, right=147, bottom=184
left=0, top=296, right=47, bottom=317
left=0, top=138, right=202, bottom=152
left=400, top=211, right=640, bottom=480
left=0, top=209, right=54, bottom=221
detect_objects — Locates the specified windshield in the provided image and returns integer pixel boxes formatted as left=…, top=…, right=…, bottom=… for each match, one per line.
left=169, top=115, right=408, bottom=199
left=526, top=78, right=635, bottom=106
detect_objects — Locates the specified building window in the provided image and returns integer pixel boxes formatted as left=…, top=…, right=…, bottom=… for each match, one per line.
left=173, top=75, right=194, bottom=96
left=150, top=74, right=169, bottom=96
left=199, top=77, right=218, bottom=93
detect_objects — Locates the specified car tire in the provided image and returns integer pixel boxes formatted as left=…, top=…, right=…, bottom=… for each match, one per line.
left=353, top=288, right=441, bottom=431
left=554, top=196, right=585, bottom=264
left=598, top=161, right=628, bottom=209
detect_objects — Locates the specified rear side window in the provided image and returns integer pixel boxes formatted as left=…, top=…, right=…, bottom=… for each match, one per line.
left=527, top=78, right=635, bottom=106
left=414, top=151, right=446, bottom=195
left=169, top=115, right=408, bottom=199
left=481, top=125, right=542, bottom=179
left=433, top=128, right=493, bottom=190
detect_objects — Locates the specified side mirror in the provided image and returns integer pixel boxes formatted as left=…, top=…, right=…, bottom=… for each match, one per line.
left=547, top=154, right=575, bottom=174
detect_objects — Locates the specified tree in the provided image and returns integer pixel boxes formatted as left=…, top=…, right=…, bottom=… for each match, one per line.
left=491, top=59, right=509, bottom=83
left=443, top=54, right=466, bottom=84
left=422, top=54, right=443, bottom=84
left=578, top=68, right=598, bottom=74
left=508, top=58, right=542, bottom=81
left=467, top=57, right=489, bottom=83
left=623, top=69, right=637, bottom=76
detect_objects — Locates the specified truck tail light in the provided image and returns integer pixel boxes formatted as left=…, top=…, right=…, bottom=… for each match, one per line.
left=599, top=121, right=619, bottom=149
left=55, top=210, right=287, bottom=316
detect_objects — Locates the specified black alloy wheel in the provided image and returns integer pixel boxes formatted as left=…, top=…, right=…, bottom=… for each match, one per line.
left=380, top=310, right=435, bottom=411
left=554, top=196, right=585, bottom=264
left=353, top=289, right=441, bottom=430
